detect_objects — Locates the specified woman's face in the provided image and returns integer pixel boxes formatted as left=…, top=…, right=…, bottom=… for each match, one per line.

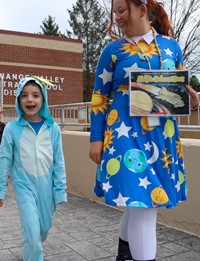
left=113, top=0, right=142, bottom=36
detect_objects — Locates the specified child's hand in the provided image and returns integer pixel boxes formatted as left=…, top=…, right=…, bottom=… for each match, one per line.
left=0, top=199, right=4, bottom=207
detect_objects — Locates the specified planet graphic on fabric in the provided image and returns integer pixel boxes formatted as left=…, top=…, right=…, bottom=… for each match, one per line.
left=124, top=149, right=148, bottom=173
left=151, top=187, right=169, bottom=206
left=111, top=55, right=117, bottom=63
left=106, top=155, right=122, bottom=179
left=128, top=201, right=148, bottom=208
left=164, top=119, right=175, bottom=140
left=161, top=59, right=175, bottom=70
left=141, top=116, right=155, bottom=134
left=107, top=109, right=120, bottom=126
left=178, top=170, right=186, bottom=184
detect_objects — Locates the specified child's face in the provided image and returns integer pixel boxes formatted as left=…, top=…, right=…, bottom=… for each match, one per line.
left=19, top=82, right=43, bottom=122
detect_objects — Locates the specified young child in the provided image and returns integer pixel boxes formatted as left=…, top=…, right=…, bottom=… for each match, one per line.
left=0, top=76, right=67, bottom=261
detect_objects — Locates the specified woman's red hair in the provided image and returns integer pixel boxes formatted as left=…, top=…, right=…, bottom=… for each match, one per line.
left=108, top=0, right=175, bottom=38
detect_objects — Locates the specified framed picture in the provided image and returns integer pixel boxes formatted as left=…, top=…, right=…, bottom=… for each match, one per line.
left=129, top=70, right=190, bottom=116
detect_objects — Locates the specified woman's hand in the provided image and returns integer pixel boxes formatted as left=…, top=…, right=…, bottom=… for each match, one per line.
left=89, top=141, right=103, bottom=165
left=0, top=199, right=4, bottom=207
left=186, top=85, right=199, bottom=110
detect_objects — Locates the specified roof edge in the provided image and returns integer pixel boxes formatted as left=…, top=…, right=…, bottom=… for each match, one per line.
left=0, top=29, right=82, bottom=43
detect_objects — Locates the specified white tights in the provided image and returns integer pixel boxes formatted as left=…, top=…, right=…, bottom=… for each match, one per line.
left=119, top=207, right=157, bottom=260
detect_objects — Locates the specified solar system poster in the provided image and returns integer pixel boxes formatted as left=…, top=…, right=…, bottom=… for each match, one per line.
left=129, top=70, right=190, bottom=116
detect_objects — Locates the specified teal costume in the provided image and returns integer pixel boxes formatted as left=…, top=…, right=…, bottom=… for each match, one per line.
left=0, top=77, right=67, bottom=261
left=90, top=32, right=187, bottom=208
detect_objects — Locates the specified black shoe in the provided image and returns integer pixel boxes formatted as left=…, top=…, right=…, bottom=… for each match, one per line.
left=116, top=238, right=133, bottom=260
left=130, top=259, right=156, bottom=261
left=116, top=256, right=133, bottom=261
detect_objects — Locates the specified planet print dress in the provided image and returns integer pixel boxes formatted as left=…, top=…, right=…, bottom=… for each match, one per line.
left=90, top=30, right=187, bottom=209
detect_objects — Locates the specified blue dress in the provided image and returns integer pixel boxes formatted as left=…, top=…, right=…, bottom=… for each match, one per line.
left=90, top=33, right=187, bottom=208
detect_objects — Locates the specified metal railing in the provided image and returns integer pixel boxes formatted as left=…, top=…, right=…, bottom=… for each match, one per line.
left=2, top=99, right=200, bottom=131
left=2, top=102, right=91, bottom=129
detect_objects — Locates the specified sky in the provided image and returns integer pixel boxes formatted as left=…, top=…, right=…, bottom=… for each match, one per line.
left=0, top=0, right=79, bottom=34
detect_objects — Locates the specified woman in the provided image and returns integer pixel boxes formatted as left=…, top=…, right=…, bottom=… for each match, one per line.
left=89, top=0, right=199, bottom=260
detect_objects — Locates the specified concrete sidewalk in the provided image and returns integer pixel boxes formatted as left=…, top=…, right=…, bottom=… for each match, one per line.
left=0, top=181, right=200, bottom=261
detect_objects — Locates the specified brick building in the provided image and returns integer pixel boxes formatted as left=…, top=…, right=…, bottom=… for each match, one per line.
left=0, top=30, right=83, bottom=109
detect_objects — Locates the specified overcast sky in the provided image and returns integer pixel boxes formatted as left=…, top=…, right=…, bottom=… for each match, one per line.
left=0, top=0, right=78, bottom=34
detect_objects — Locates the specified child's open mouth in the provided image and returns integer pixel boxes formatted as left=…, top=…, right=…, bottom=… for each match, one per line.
left=26, top=105, right=35, bottom=110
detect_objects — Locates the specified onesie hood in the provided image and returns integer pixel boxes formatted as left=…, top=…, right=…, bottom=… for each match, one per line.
left=16, top=76, right=54, bottom=125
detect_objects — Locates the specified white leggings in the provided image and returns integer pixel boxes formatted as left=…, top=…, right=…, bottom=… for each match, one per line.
left=119, top=207, right=157, bottom=260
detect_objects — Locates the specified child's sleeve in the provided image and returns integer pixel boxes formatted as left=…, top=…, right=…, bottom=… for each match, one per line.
left=52, top=124, right=67, bottom=204
left=0, top=124, right=13, bottom=199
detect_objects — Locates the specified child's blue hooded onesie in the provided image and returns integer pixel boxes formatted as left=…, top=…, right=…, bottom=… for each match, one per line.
left=0, top=76, right=67, bottom=261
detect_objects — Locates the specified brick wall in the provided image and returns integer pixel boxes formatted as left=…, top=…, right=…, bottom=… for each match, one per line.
left=0, top=30, right=83, bottom=108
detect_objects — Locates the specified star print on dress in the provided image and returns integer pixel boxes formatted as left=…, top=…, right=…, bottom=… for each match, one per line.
left=115, top=122, right=132, bottom=138
left=102, top=181, right=112, bottom=192
left=181, top=163, right=185, bottom=169
left=109, top=147, right=116, bottom=155
left=163, top=130, right=168, bottom=140
left=98, top=68, right=113, bottom=85
left=113, top=193, right=130, bottom=206
left=139, top=177, right=151, bottom=189
left=164, top=48, right=173, bottom=57
left=123, top=63, right=142, bottom=78
left=175, top=181, right=181, bottom=192
left=144, top=141, right=153, bottom=151
left=121, top=90, right=129, bottom=96
left=131, top=132, right=138, bottom=138
left=171, top=173, right=175, bottom=180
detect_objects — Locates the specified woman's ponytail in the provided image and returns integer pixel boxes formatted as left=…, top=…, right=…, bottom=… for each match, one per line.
left=148, top=1, right=175, bottom=37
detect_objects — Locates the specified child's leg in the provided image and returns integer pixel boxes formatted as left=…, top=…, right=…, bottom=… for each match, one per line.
left=37, top=186, right=55, bottom=242
left=127, top=207, right=157, bottom=261
left=15, top=187, right=44, bottom=261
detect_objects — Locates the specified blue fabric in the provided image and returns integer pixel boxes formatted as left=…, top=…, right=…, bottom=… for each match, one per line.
left=29, top=118, right=45, bottom=135
left=90, top=34, right=187, bottom=208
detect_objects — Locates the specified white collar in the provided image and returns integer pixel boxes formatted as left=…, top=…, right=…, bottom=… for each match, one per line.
left=124, top=29, right=158, bottom=45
